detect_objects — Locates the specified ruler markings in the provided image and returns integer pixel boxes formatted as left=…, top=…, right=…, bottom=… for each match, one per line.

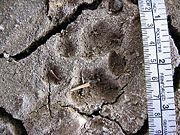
left=162, top=35, right=170, bottom=37
left=162, top=109, right=176, bottom=111
left=165, top=57, right=171, bottom=59
left=167, top=92, right=174, bottom=94
left=169, top=114, right=176, bottom=116
left=138, top=0, right=177, bottom=134
left=168, top=120, right=176, bottom=122
left=161, top=23, right=168, bottom=26
left=142, top=27, right=155, bottom=29
left=154, top=18, right=167, bottom=21
left=161, top=29, right=168, bottom=31
left=158, top=8, right=166, bottom=10
left=162, top=41, right=169, bottom=42
left=164, top=85, right=173, bottom=87
left=150, top=1, right=164, bottom=133
left=166, top=80, right=173, bottom=82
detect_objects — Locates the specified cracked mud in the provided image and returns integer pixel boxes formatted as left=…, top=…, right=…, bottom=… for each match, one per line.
left=0, top=0, right=180, bottom=135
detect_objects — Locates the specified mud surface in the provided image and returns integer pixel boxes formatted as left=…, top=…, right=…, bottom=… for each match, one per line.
left=0, top=0, right=179, bottom=134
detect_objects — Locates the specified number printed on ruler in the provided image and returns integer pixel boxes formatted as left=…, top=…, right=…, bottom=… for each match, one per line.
left=138, top=0, right=177, bottom=134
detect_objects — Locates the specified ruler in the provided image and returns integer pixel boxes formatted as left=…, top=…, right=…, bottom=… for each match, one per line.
left=138, top=0, right=177, bottom=134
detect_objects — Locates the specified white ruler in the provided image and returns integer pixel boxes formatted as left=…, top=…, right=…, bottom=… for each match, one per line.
left=138, top=0, right=177, bottom=134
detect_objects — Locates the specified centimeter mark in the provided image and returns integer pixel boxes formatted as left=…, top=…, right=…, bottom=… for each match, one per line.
left=138, top=0, right=177, bottom=134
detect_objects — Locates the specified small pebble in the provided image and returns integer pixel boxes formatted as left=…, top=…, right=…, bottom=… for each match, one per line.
left=0, top=25, right=4, bottom=31
left=3, top=51, right=10, bottom=59
left=109, top=0, right=123, bottom=13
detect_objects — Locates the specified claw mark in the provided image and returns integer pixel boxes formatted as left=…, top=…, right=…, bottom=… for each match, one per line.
left=49, top=69, right=61, bottom=81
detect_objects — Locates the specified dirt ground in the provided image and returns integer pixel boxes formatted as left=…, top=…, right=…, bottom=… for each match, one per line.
left=0, top=0, right=179, bottom=135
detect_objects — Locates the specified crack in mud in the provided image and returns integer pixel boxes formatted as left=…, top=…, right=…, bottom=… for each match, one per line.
left=59, top=104, right=93, bottom=118
left=173, top=65, right=180, bottom=91
left=168, top=15, right=180, bottom=54
left=47, top=77, right=52, bottom=118
left=101, top=78, right=133, bottom=108
left=167, top=15, right=180, bottom=91
left=28, top=104, right=47, bottom=116
left=101, top=85, right=126, bottom=106
left=0, top=53, right=3, bottom=58
left=60, top=80, right=129, bottom=116
left=131, top=0, right=138, bottom=5
left=0, top=0, right=102, bottom=61
left=60, top=104, right=128, bottom=134
left=57, top=81, right=130, bottom=134
left=45, top=0, right=51, bottom=20
left=132, top=118, right=148, bottom=135
left=58, top=82, right=127, bottom=119
left=0, top=107, right=28, bottom=135
left=99, top=114, right=128, bottom=135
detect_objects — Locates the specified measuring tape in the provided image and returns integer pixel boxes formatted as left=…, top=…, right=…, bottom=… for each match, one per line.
left=138, top=0, right=177, bottom=134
